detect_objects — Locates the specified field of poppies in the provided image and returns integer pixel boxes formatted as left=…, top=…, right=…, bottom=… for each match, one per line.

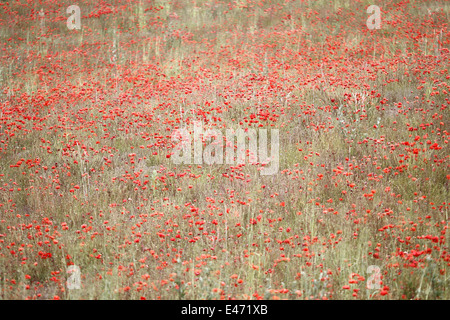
left=0, top=0, right=448, bottom=300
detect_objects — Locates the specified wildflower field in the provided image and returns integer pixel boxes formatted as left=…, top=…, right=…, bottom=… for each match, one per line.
left=0, top=0, right=448, bottom=300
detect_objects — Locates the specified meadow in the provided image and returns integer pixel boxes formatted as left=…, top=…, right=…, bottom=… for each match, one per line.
left=0, top=0, right=448, bottom=300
